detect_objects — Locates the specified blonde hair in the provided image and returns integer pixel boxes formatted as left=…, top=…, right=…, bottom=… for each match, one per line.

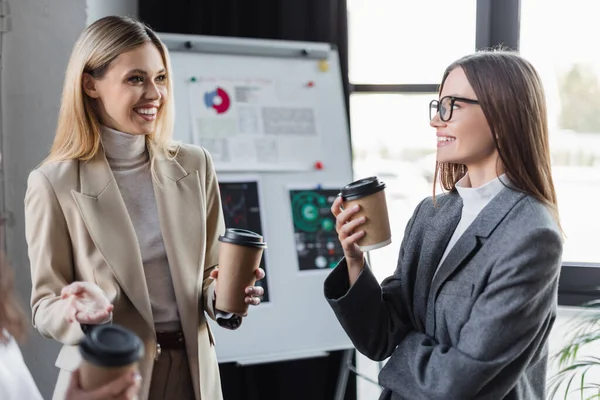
left=46, top=16, right=177, bottom=165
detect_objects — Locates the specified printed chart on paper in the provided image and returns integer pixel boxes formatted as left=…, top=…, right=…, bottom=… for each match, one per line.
left=189, top=77, right=321, bottom=171
left=289, top=189, right=345, bottom=271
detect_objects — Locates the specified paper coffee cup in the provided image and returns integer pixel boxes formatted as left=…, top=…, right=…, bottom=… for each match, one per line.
left=340, top=176, right=392, bottom=252
left=216, top=228, right=267, bottom=315
left=78, top=324, right=144, bottom=391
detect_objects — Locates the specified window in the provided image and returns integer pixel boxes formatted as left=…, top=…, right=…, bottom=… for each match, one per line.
left=350, top=94, right=436, bottom=280
left=347, top=0, right=477, bottom=84
left=520, top=0, right=600, bottom=263
left=520, top=2, right=600, bottom=398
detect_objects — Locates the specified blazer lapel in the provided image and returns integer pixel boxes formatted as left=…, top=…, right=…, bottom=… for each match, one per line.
left=71, top=148, right=154, bottom=328
left=152, top=150, right=203, bottom=357
left=424, top=187, right=527, bottom=333
left=413, top=193, right=462, bottom=332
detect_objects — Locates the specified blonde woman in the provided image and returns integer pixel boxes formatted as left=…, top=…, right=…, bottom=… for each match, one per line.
left=24, top=16, right=264, bottom=400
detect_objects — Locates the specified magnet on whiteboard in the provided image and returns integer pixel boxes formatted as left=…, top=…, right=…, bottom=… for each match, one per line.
left=190, top=76, right=197, bottom=82
left=314, top=161, right=324, bottom=170
left=307, top=81, right=315, bottom=88
left=318, top=59, right=330, bottom=72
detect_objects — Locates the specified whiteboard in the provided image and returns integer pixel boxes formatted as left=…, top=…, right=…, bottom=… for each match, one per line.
left=161, top=33, right=354, bottom=364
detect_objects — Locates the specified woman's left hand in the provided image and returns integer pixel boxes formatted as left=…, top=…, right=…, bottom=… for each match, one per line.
left=210, top=268, right=266, bottom=308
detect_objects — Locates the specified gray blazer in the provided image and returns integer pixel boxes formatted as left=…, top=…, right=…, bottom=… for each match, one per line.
left=325, top=186, right=563, bottom=400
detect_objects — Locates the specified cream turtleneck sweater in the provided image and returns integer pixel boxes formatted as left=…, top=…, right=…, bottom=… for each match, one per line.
left=100, top=125, right=181, bottom=332
left=434, top=173, right=509, bottom=279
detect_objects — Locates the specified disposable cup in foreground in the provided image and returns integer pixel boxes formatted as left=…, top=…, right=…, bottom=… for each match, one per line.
left=78, top=324, right=144, bottom=391
left=340, top=176, right=392, bottom=252
left=216, top=228, right=267, bottom=315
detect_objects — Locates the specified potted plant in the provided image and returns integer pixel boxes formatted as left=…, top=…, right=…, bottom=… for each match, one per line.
left=548, top=300, right=600, bottom=399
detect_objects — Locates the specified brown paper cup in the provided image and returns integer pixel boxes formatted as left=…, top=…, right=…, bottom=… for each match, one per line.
left=216, top=228, right=266, bottom=315
left=79, top=361, right=138, bottom=391
left=341, top=176, right=392, bottom=252
left=78, top=324, right=144, bottom=391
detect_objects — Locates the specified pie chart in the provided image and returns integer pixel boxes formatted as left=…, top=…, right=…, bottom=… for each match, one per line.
left=203, top=87, right=231, bottom=114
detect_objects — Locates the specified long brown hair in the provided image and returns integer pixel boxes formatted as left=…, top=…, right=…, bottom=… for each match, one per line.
left=0, top=217, right=27, bottom=343
left=46, top=16, right=177, bottom=166
left=433, top=50, right=561, bottom=228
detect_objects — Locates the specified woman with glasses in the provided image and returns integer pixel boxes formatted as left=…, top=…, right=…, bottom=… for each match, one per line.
left=326, top=50, right=563, bottom=400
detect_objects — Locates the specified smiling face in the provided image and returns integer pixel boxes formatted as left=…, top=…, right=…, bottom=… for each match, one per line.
left=82, top=42, right=167, bottom=135
left=430, top=67, right=498, bottom=170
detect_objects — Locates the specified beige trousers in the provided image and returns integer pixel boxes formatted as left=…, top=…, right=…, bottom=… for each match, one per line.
left=148, top=349, right=194, bottom=400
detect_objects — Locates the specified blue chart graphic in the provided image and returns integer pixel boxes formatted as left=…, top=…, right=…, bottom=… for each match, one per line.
left=218, top=181, right=269, bottom=302
left=203, top=87, right=231, bottom=114
left=289, top=189, right=345, bottom=271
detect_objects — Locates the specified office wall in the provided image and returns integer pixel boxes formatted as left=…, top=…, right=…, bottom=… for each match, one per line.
left=86, top=0, right=138, bottom=25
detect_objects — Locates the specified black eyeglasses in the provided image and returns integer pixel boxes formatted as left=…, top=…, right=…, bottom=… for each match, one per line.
left=429, top=96, right=479, bottom=122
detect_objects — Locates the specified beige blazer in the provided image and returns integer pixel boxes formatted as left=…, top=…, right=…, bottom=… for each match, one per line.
left=24, top=143, right=226, bottom=400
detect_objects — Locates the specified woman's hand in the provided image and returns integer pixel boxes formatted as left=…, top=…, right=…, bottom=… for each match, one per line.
left=330, top=195, right=366, bottom=263
left=65, top=369, right=141, bottom=400
left=61, top=281, right=114, bottom=325
left=210, top=268, right=266, bottom=314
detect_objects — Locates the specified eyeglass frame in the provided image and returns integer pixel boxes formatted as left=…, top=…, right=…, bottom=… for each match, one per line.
left=429, top=96, right=479, bottom=122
